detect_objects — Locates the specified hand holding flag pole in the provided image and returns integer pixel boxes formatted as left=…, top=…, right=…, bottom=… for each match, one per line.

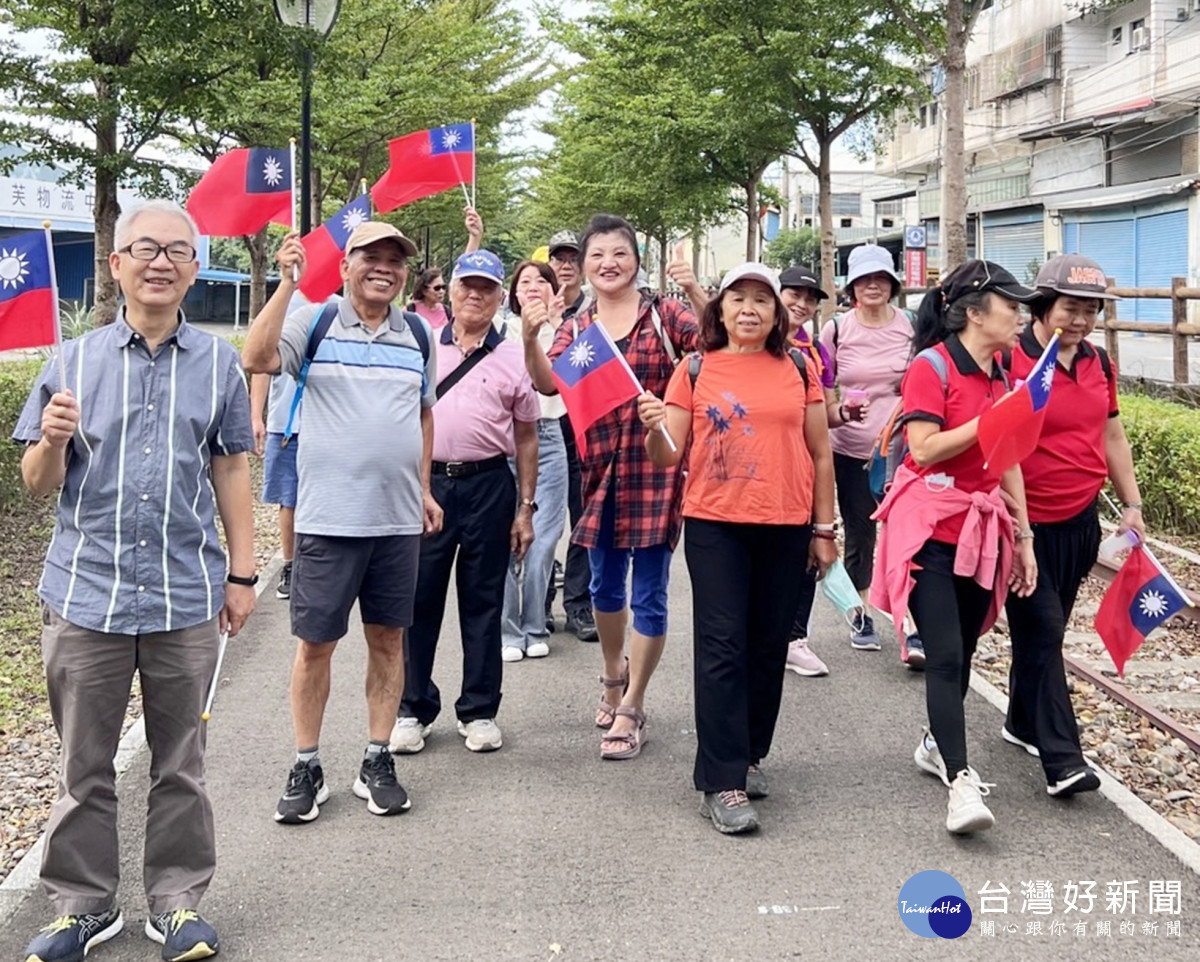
left=201, top=631, right=230, bottom=722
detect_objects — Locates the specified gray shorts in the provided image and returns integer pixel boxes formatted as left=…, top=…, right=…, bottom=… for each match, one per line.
left=290, top=534, right=420, bottom=643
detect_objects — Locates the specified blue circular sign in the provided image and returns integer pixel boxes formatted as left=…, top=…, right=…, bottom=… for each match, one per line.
left=904, top=224, right=927, bottom=249
left=898, top=870, right=970, bottom=939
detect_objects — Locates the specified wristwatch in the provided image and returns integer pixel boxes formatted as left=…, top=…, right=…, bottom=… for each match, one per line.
left=227, top=572, right=259, bottom=587
left=519, top=498, right=539, bottom=513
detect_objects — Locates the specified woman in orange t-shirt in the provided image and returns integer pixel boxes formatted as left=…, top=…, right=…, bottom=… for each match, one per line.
left=639, top=263, right=836, bottom=835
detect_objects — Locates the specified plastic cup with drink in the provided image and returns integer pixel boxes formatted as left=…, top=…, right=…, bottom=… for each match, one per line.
left=1098, top=528, right=1140, bottom=562
left=844, top=388, right=869, bottom=421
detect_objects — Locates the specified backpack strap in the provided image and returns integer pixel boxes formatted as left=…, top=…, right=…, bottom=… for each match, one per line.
left=786, top=346, right=810, bottom=391
left=913, top=346, right=950, bottom=392
left=401, top=310, right=431, bottom=365
left=282, top=301, right=340, bottom=447
left=1097, top=345, right=1113, bottom=382
left=650, top=301, right=679, bottom=365
left=687, top=352, right=702, bottom=390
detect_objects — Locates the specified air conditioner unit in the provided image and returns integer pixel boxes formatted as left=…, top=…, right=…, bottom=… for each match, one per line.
left=1131, top=26, right=1149, bottom=49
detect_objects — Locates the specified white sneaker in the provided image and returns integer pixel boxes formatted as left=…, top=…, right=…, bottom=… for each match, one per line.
left=501, top=645, right=525, bottom=662
left=526, top=640, right=550, bottom=658
left=1000, top=725, right=1039, bottom=757
left=458, top=718, right=503, bottom=752
left=388, top=716, right=429, bottom=754
left=785, top=638, right=829, bottom=677
left=946, top=769, right=996, bottom=834
left=913, top=730, right=949, bottom=786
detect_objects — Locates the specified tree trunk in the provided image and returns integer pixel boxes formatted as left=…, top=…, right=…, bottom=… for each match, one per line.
left=691, top=220, right=701, bottom=278
left=744, top=175, right=759, bottom=262
left=92, top=76, right=121, bottom=327
left=245, top=228, right=270, bottom=319
left=940, top=3, right=969, bottom=274
left=658, top=234, right=668, bottom=291
left=817, top=135, right=836, bottom=321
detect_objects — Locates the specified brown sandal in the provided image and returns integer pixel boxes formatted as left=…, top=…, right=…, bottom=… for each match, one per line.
left=600, top=706, right=647, bottom=760
left=594, top=659, right=630, bottom=729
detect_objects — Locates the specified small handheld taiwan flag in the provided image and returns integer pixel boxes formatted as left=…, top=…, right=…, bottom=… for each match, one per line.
left=371, top=124, right=475, bottom=213
left=1094, top=545, right=1194, bottom=676
left=977, top=329, right=1059, bottom=476
left=550, top=321, right=642, bottom=456
left=298, top=195, right=371, bottom=303
left=186, top=147, right=293, bottom=237
left=0, top=230, right=57, bottom=352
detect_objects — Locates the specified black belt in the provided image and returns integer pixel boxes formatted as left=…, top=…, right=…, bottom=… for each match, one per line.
left=432, top=455, right=508, bottom=478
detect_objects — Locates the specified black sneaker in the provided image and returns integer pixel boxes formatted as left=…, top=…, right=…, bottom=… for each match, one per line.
left=1048, top=768, right=1101, bottom=798
left=144, top=908, right=218, bottom=961
left=352, top=752, right=412, bottom=816
left=273, top=760, right=329, bottom=824
left=552, top=559, right=565, bottom=588
left=276, top=562, right=292, bottom=600
left=565, top=607, right=599, bottom=642
left=23, top=907, right=122, bottom=962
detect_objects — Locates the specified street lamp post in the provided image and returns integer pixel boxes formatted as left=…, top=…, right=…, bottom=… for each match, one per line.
left=273, top=0, right=341, bottom=235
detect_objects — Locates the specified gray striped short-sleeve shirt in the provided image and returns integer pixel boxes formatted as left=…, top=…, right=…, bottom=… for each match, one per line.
left=13, top=312, right=254, bottom=634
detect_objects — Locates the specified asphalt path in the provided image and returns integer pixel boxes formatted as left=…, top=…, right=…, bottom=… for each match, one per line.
left=3, top=551, right=1200, bottom=961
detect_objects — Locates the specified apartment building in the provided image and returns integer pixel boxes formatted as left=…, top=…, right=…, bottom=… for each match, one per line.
left=877, top=0, right=1200, bottom=320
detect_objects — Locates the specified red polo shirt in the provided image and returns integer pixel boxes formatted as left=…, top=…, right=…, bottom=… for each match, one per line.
left=1010, top=326, right=1118, bottom=523
left=901, top=334, right=1008, bottom=543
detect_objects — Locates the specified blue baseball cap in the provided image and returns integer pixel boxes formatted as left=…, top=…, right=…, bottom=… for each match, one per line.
left=452, top=250, right=505, bottom=286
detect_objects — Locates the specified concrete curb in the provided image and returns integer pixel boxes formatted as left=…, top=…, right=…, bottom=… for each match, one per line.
left=0, top=555, right=283, bottom=927
left=969, top=669, right=1200, bottom=877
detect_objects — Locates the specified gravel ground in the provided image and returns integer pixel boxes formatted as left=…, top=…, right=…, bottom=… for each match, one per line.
left=975, top=544, right=1200, bottom=840
left=0, top=459, right=281, bottom=884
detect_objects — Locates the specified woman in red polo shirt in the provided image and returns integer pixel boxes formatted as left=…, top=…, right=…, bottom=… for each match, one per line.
left=1003, top=254, right=1144, bottom=798
left=638, top=262, right=837, bottom=834
left=871, top=260, right=1038, bottom=835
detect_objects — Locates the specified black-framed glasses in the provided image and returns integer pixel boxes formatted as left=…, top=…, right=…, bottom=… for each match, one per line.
left=119, top=239, right=196, bottom=264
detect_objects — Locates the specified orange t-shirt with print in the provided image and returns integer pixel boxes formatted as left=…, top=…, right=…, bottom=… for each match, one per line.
left=664, top=350, right=824, bottom=526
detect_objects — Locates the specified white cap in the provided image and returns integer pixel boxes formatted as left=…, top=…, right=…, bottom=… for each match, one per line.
left=845, top=244, right=901, bottom=287
left=718, top=262, right=781, bottom=295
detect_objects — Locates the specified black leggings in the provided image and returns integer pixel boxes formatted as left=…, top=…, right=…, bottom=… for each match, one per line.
left=833, top=452, right=877, bottom=591
left=907, top=541, right=993, bottom=777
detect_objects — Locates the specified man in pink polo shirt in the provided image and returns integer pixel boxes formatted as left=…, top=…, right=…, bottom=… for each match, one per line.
left=391, top=250, right=540, bottom=755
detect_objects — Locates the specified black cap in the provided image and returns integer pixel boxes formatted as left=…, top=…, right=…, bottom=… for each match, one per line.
left=778, top=266, right=828, bottom=299
left=941, top=260, right=1039, bottom=305
left=547, top=229, right=581, bottom=256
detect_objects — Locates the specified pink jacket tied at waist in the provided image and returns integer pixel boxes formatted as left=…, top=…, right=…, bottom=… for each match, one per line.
left=868, top=462, right=1015, bottom=640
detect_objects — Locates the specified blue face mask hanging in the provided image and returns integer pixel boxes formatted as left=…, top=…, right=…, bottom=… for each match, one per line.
left=820, top=559, right=863, bottom=624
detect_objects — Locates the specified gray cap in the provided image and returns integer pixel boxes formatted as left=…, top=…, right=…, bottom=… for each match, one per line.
left=547, top=230, right=580, bottom=255
left=1035, top=254, right=1117, bottom=300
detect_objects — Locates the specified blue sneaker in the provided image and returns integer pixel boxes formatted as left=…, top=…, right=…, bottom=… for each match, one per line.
left=23, top=908, right=122, bottom=962
left=905, top=634, right=926, bottom=670
left=849, top=612, right=881, bottom=651
left=144, top=909, right=218, bottom=961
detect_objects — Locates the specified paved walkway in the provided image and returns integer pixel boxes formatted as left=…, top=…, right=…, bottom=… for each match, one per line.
left=2, top=553, right=1200, bottom=960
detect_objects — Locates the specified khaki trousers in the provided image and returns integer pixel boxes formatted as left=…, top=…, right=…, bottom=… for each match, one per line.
left=40, top=609, right=220, bottom=915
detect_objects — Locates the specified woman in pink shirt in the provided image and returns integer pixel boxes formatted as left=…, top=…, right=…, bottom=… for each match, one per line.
left=407, top=267, right=450, bottom=329
left=819, top=245, right=918, bottom=660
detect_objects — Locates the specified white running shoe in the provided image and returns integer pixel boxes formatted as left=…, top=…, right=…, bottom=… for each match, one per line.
left=388, top=716, right=430, bottom=754
left=458, top=718, right=503, bottom=752
left=913, top=730, right=950, bottom=786
left=946, top=769, right=996, bottom=834
left=526, top=640, right=550, bottom=658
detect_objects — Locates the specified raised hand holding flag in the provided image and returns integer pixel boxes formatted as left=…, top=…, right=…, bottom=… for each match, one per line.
left=977, top=328, right=1059, bottom=476
left=298, top=195, right=371, bottom=303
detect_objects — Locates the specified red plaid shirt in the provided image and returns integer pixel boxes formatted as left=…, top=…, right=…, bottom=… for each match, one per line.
left=550, top=295, right=699, bottom=549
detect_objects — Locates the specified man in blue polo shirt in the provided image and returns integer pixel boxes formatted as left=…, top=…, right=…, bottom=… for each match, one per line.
left=15, top=199, right=256, bottom=962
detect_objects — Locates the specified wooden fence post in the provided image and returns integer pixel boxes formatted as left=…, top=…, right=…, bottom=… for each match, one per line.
left=1104, top=275, right=1120, bottom=370
left=1172, top=276, right=1189, bottom=385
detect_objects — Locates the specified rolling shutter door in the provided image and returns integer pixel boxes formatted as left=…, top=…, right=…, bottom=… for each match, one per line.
left=981, top=218, right=1044, bottom=284
left=1133, top=209, right=1187, bottom=322
left=1062, top=217, right=1136, bottom=292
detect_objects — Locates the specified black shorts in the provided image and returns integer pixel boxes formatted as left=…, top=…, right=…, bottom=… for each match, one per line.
left=291, top=534, right=420, bottom=643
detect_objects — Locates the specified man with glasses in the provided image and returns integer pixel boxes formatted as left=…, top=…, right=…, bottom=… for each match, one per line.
left=545, top=229, right=599, bottom=641
left=15, top=199, right=257, bottom=962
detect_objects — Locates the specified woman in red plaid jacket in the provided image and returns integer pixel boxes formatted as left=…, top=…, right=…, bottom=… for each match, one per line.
left=523, top=213, right=699, bottom=760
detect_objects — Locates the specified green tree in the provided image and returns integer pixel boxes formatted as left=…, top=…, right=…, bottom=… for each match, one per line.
left=0, top=1, right=267, bottom=324
left=763, top=227, right=820, bottom=271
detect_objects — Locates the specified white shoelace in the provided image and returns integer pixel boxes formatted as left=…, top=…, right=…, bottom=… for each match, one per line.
left=952, top=768, right=996, bottom=797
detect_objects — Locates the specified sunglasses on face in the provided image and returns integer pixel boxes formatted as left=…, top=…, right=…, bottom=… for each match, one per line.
left=430, top=284, right=446, bottom=292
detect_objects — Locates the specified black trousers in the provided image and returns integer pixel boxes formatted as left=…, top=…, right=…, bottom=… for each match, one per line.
left=548, top=412, right=591, bottom=616
left=789, top=565, right=818, bottom=639
left=402, top=467, right=515, bottom=725
left=833, top=452, right=877, bottom=591
left=1004, top=504, right=1100, bottom=781
left=685, top=518, right=809, bottom=792
left=908, top=541, right=993, bottom=778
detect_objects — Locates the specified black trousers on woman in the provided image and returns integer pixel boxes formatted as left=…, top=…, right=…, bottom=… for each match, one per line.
left=907, top=541, right=993, bottom=778
left=1004, top=504, right=1100, bottom=782
left=685, top=518, right=809, bottom=792
left=833, top=452, right=877, bottom=591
